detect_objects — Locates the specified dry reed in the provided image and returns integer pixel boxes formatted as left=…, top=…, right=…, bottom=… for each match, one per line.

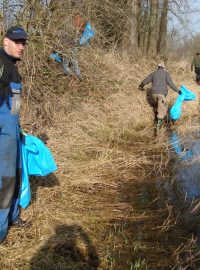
left=1, top=12, right=200, bottom=269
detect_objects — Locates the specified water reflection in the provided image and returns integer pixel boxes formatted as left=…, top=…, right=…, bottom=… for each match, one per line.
left=112, top=131, right=200, bottom=268
left=169, top=132, right=193, bottom=161
left=168, top=131, right=200, bottom=249
left=138, top=131, right=200, bottom=267
left=169, top=131, right=200, bottom=202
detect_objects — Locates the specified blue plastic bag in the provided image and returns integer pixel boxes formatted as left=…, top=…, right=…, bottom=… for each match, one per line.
left=19, top=134, right=57, bottom=208
left=19, top=140, right=31, bottom=209
left=79, top=22, right=95, bottom=46
left=50, top=52, right=62, bottom=63
left=25, top=135, right=57, bottom=176
left=170, top=85, right=196, bottom=120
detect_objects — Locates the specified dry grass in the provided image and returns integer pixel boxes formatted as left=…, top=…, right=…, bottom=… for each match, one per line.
left=0, top=45, right=200, bottom=269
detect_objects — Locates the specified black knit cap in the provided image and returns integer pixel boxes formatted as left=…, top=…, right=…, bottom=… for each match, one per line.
left=5, top=26, right=28, bottom=40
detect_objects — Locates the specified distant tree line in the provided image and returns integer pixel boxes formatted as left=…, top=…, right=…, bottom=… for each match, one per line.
left=0, top=0, right=197, bottom=56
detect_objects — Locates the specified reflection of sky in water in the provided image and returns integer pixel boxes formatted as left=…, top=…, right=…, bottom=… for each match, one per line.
left=170, top=132, right=193, bottom=161
left=170, top=132, right=200, bottom=202
left=138, top=131, right=200, bottom=248
left=139, top=132, right=200, bottom=209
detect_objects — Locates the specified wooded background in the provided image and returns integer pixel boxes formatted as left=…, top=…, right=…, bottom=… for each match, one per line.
left=0, top=0, right=199, bottom=57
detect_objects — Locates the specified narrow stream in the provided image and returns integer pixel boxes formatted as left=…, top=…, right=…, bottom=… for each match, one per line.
left=168, top=131, right=200, bottom=244
left=108, top=130, right=200, bottom=270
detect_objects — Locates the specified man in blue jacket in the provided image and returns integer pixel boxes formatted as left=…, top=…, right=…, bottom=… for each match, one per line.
left=0, top=26, right=28, bottom=243
left=139, top=63, right=180, bottom=131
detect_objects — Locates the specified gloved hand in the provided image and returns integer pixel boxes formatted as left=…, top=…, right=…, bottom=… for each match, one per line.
left=20, top=129, right=26, bottom=135
left=139, top=85, right=144, bottom=90
left=19, top=128, right=26, bottom=143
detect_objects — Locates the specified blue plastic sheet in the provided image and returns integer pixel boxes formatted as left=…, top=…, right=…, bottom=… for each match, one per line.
left=19, top=134, right=57, bottom=208
left=170, top=85, right=196, bottom=121
left=79, top=22, right=95, bottom=46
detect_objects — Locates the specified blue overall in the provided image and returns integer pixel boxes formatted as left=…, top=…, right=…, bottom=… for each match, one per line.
left=0, top=82, right=22, bottom=240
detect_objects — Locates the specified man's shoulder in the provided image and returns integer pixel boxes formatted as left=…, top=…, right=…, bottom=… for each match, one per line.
left=165, top=71, right=172, bottom=78
left=164, top=70, right=169, bottom=74
left=156, top=69, right=170, bottom=78
left=159, top=68, right=169, bottom=74
left=148, top=70, right=156, bottom=76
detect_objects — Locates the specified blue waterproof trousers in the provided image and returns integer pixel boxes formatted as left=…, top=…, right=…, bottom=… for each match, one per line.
left=0, top=108, right=21, bottom=240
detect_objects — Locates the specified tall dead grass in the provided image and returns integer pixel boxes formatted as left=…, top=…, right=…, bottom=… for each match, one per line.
left=0, top=38, right=200, bottom=269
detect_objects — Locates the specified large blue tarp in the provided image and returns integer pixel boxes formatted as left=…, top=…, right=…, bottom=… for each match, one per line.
left=170, top=85, right=196, bottom=121
left=19, top=134, right=57, bottom=209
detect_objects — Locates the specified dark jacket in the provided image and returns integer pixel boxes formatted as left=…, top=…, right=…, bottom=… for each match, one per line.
left=0, top=48, right=21, bottom=107
left=139, top=68, right=179, bottom=96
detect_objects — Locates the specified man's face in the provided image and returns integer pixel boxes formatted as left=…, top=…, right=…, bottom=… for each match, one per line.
left=3, top=37, right=26, bottom=58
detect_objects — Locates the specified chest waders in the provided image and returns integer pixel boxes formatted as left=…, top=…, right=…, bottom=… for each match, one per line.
left=0, top=51, right=22, bottom=240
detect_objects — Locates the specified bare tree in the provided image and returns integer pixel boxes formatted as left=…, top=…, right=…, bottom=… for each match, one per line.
left=122, top=0, right=140, bottom=54
left=147, top=0, right=158, bottom=55
left=157, top=0, right=168, bottom=54
left=137, top=0, right=149, bottom=54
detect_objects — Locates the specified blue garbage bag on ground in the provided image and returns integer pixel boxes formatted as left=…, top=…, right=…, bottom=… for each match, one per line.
left=170, top=85, right=196, bottom=121
left=19, top=134, right=57, bottom=208
left=79, top=22, right=95, bottom=46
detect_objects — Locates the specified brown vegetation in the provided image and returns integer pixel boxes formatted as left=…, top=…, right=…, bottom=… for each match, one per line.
left=1, top=1, right=200, bottom=269
left=0, top=44, right=198, bottom=269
